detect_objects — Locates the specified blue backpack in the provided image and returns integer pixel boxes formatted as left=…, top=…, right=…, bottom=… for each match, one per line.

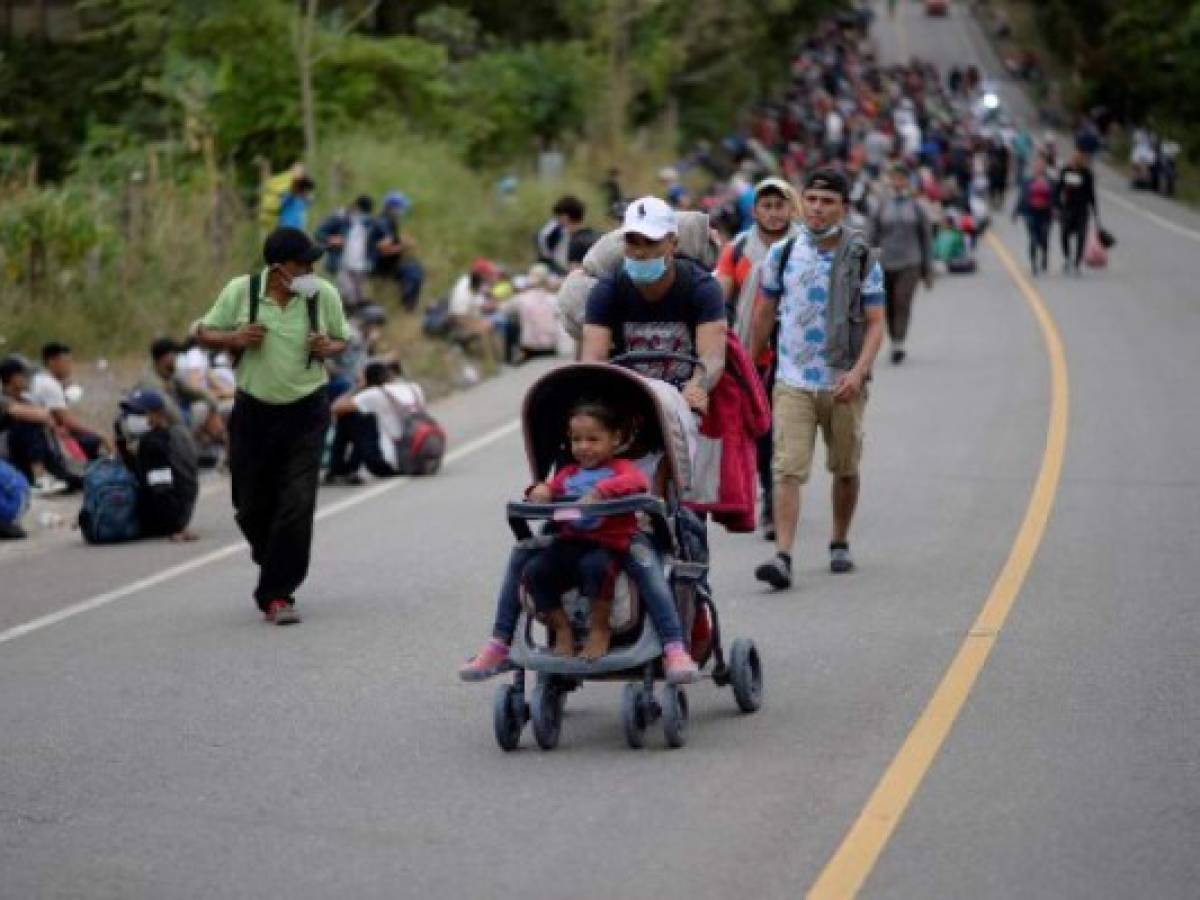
left=78, top=458, right=141, bottom=544
left=0, top=460, right=29, bottom=525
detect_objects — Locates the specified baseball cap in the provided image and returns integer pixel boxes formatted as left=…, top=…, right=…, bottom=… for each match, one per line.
left=120, top=389, right=165, bottom=414
left=802, top=168, right=850, bottom=200
left=470, top=258, right=501, bottom=281
left=383, top=190, right=411, bottom=213
left=622, top=196, right=678, bottom=241
left=754, top=177, right=797, bottom=204
left=262, top=227, right=324, bottom=266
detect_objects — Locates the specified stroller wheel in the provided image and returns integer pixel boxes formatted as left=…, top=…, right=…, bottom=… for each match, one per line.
left=530, top=681, right=564, bottom=751
left=729, top=638, right=763, bottom=713
left=493, top=683, right=527, bottom=751
left=620, top=683, right=648, bottom=750
left=662, top=684, right=689, bottom=749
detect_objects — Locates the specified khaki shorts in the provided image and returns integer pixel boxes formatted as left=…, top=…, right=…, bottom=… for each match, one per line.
left=772, top=383, right=867, bottom=484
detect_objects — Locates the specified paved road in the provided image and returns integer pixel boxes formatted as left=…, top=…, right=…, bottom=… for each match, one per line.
left=2, top=3, right=1198, bottom=898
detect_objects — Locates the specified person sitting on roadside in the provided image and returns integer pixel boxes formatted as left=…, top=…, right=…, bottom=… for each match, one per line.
left=316, top=194, right=383, bottom=310
left=375, top=191, right=426, bottom=312
left=535, top=195, right=588, bottom=276
left=0, top=355, right=80, bottom=494
left=448, top=258, right=503, bottom=352
left=326, top=361, right=426, bottom=485
left=31, top=342, right=112, bottom=461
left=277, top=174, right=316, bottom=231
left=115, top=389, right=199, bottom=543
left=509, top=264, right=562, bottom=361
left=135, top=338, right=222, bottom=463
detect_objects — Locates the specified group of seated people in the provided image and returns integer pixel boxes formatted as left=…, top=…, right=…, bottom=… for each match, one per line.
left=314, top=191, right=425, bottom=312
left=0, top=312, right=436, bottom=540
left=443, top=259, right=565, bottom=365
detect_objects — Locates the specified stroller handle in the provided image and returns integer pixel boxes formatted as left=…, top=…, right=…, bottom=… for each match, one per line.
left=609, top=351, right=707, bottom=379
left=507, top=495, right=675, bottom=552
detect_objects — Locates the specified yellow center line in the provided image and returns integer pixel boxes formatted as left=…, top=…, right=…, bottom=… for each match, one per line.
left=806, top=232, right=1070, bottom=899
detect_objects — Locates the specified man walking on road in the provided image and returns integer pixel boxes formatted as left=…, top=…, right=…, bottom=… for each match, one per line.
left=750, top=169, right=885, bottom=589
left=716, top=177, right=800, bottom=539
left=195, top=228, right=348, bottom=624
left=871, top=163, right=933, bottom=365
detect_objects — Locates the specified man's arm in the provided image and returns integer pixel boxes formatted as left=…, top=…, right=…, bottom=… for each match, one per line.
left=330, top=393, right=359, bottom=418
left=194, top=278, right=264, bottom=353
left=580, top=324, right=612, bottom=363
left=833, top=306, right=884, bottom=402
left=5, top=399, right=53, bottom=426
left=749, top=290, right=778, bottom=361
left=687, top=319, right=727, bottom=395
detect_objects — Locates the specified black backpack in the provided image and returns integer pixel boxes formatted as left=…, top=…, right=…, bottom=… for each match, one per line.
left=237, top=272, right=321, bottom=368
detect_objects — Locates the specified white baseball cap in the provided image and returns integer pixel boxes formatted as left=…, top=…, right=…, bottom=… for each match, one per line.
left=622, top=196, right=679, bottom=241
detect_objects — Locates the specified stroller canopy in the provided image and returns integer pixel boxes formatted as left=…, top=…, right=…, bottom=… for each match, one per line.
left=521, top=363, right=689, bottom=492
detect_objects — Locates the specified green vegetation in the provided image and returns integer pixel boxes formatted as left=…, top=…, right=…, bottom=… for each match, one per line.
left=0, top=0, right=843, bottom=365
left=993, top=1, right=1200, bottom=157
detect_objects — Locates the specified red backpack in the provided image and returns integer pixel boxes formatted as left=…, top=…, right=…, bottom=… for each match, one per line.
left=383, top=388, right=446, bottom=476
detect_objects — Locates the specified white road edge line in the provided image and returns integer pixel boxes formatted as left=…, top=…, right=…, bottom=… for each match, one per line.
left=0, top=418, right=522, bottom=647
left=1098, top=187, right=1200, bottom=244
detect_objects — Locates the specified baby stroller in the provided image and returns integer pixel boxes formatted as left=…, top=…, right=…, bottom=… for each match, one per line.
left=492, top=355, right=763, bottom=751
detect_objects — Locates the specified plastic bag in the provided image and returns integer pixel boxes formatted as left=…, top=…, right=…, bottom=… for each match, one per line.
left=1084, top=227, right=1108, bottom=268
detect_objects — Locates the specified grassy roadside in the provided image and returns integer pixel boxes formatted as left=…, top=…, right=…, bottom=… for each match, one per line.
left=1, top=128, right=676, bottom=412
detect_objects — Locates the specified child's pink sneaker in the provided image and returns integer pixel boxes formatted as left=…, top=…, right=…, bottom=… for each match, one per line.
left=458, top=639, right=513, bottom=682
left=663, top=642, right=700, bottom=685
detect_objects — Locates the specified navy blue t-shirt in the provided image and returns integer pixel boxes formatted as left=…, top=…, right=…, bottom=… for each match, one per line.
left=585, top=256, right=725, bottom=387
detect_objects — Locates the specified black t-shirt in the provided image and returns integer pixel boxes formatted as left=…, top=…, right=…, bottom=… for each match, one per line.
left=1057, top=166, right=1096, bottom=218
left=135, top=424, right=199, bottom=536
left=585, top=256, right=725, bottom=387
left=568, top=227, right=600, bottom=265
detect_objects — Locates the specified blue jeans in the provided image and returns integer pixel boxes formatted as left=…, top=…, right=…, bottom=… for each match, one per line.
left=490, top=534, right=683, bottom=645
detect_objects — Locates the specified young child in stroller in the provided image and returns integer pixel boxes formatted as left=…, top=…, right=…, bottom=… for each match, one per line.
left=458, top=400, right=700, bottom=684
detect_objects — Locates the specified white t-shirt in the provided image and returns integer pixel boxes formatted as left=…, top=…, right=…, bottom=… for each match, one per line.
left=174, top=347, right=211, bottom=391
left=343, top=215, right=370, bottom=273
left=30, top=372, right=67, bottom=411
left=353, top=381, right=427, bottom=469
left=825, top=111, right=844, bottom=145
left=449, top=274, right=483, bottom=317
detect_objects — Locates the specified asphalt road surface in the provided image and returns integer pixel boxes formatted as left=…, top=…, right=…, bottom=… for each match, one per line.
left=3, top=3, right=1198, bottom=898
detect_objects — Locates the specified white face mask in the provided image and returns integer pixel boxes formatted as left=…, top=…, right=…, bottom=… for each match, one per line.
left=289, top=273, right=321, bottom=298
left=122, top=414, right=151, bottom=437
left=803, top=223, right=842, bottom=242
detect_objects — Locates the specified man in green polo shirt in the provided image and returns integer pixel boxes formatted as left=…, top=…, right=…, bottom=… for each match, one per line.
left=195, top=228, right=348, bottom=625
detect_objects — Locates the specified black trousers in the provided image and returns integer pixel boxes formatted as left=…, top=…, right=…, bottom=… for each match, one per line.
left=1061, top=211, right=1089, bottom=268
left=6, top=421, right=82, bottom=489
left=228, top=389, right=329, bottom=610
left=329, top=411, right=398, bottom=479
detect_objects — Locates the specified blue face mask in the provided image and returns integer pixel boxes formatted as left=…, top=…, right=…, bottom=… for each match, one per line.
left=623, top=255, right=668, bottom=284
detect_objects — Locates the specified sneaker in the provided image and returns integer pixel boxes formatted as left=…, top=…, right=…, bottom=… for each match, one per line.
left=830, top=545, right=855, bottom=574
left=31, top=474, right=68, bottom=496
left=663, top=643, right=700, bottom=685
left=891, top=348, right=907, bottom=365
left=264, top=598, right=301, bottom=625
left=755, top=553, right=792, bottom=590
left=458, top=639, right=513, bottom=682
